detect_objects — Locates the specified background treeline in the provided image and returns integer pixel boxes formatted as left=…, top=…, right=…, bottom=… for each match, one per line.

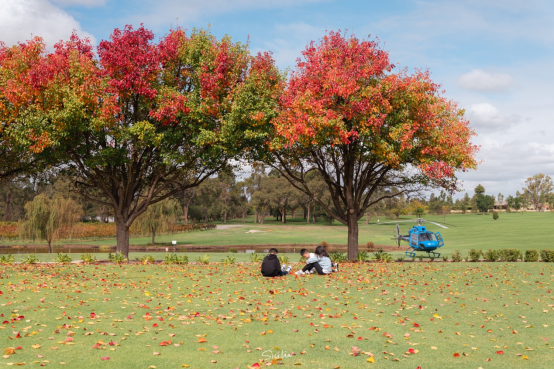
left=1, top=169, right=553, bottom=246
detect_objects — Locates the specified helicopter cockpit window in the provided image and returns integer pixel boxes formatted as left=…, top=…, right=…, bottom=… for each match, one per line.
left=418, top=232, right=437, bottom=242
left=410, top=234, right=417, bottom=244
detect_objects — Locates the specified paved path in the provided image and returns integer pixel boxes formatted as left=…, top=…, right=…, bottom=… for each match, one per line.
left=215, top=224, right=249, bottom=230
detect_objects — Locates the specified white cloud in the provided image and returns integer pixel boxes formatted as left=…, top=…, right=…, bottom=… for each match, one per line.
left=458, top=69, right=515, bottom=92
left=51, top=0, right=106, bottom=6
left=0, top=0, right=95, bottom=47
left=468, top=103, right=522, bottom=133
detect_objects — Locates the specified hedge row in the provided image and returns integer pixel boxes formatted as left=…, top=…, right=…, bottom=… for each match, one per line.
left=451, top=248, right=554, bottom=262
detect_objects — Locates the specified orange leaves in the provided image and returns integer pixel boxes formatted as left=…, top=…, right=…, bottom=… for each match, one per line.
left=453, top=353, right=460, bottom=358
left=197, top=337, right=207, bottom=343
left=159, top=340, right=172, bottom=346
left=4, top=348, right=16, bottom=355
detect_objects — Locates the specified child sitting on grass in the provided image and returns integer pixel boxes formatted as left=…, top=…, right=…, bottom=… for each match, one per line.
left=261, top=248, right=292, bottom=277
left=296, top=246, right=338, bottom=275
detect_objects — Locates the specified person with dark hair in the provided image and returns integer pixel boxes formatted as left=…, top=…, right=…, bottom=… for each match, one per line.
left=261, top=248, right=292, bottom=277
left=296, top=246, right=337, bottom=275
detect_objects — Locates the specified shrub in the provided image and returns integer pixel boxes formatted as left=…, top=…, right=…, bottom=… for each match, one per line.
left=0, top=254, right=15, bottom=265
left=468, top=249, right=482, bottom=262
left=483, top=249, right=499, bottom=262
left=228, top=248, right=238, bottom=253
left=540, top=250, right=554, bottom=262
left=442, top=255, right=448, bottom=262
left=108, top=252, right=127, bottom=264
left=196, top=254, right=210, bottom=264
left=396, top=256, right=404, bottom=262
left=502, top=249, right=522, bottom=262
left=320, top=241, right=329, bottom=247
left=22, top=254, right=40, bottom=264
left=429, top=256, right=435, bottom=262
left=278, top=254, right=289, bottom=264
left=249, top=253, right=263, bottom=263
left=55, top=253, right=72, bottom=264
left=492, top=211, right=499, bottom=220
left=357, top=251, right=369, bottom=262
left=222, top=255, right=236, bottom=265
left=366, top=241, right=375, bottom=250
left=163, top=253, right=188, bottom=264
left=372, top=249, right=392, bottom=262
left=137, top=255, right=155, bottom=264
left=417, top=255, right=424, bottom=262
left=329, top=252, right=347, bottom=263
left=524, top=249, right=539, bottom=262
left=80, top=253, right=97, bottom=264
left=452, top=250, right=463, bottom=262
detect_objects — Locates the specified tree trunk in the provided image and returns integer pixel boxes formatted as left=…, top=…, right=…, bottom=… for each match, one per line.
left=347, top=211, right=359, bottom=261
left=292, top=209, right=296, bottom=221
left=329, top=217, right=332, bottom=226
left=255, top=210, right=258, bottom=224
left=47, top=239, right=52, bottom=254
left=5, top=190, right=12, bottom=221
left=184, top=204, right=189, bottom=225
left=365, top=213, right=369, bottom=224
left=223, top=211, right=227, bottom=224
left=281, top=208, right=286, bottom=224
left=306, top=203, right=310, bottom=224
left=303, top=207, right=307, bottom=220
left=115, top=222, right=130, bottom=258
left=151, top=230, right=156, bottom=245
left=242, top=209, right=246, bottom=223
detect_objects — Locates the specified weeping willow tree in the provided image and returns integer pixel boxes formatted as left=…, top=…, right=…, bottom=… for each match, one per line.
left=20, top=194, right=82, bottom=253
left=133, top=199, right=182, bottom=245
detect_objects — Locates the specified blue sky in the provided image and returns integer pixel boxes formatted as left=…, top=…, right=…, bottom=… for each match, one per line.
left=2, top=0, right=554, bottom=198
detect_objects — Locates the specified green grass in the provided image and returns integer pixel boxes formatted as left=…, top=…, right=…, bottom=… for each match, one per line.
left=1, top=262, right=554, bottom=368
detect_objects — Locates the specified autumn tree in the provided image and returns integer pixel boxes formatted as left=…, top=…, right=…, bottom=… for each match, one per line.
left=20, top=194, right=81, bottom=253
left=253, top=31, right=478, bottom=260
left=0, top=26, right=282, bottom=257
left=522, top=173, right=553, bottom=211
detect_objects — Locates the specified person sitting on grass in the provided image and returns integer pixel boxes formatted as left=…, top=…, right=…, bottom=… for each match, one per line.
left=296, top=246, right=338, bottom=275
left=261, top=248, right=292, bottom=277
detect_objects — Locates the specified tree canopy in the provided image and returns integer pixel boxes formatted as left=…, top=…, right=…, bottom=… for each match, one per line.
left=252, top=31, right=478, bottom=259
left=0, top=26, right=283, bottom=257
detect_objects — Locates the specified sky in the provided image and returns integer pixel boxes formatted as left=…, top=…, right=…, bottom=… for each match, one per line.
left=1, top=0, right=554, bottom=198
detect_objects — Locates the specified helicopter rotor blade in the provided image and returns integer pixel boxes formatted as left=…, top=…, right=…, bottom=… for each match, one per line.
left=425, top=221, right=449, bottom=229
left=369, top=220, right=416, bottom=225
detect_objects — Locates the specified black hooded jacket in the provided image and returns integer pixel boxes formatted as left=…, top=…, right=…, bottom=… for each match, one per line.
left=261, top=254, right=281, bottom=277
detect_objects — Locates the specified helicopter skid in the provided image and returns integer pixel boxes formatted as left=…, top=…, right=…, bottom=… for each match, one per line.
left=404, top=248, right=441, bottom=259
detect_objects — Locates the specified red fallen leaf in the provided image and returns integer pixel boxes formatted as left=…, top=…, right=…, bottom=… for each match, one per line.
left=108, top=341, right=115, bottom=346
left=152, top=323, right=158, bottom=327
left=101, top=356, right=110, bottom=361
left=64, top=337, right=73, bottom=342
left=496, top=351, right=504, bottom=355
left=250, top=363, right=260, bottom=369
left=16, top=346, right=22, bottom=350
left=453, top=353, right=460, bottom=358
left=408, top=348, right=416, bottom=354
left=197, top=338, right=207, bottom=343
left=485, top=358, right=491, bottom=362
left=357, top=337, right=362, bottom=340
left=159, top=340, right=172, bottom=346
left=92, top=343, right=101, bottom=349
left=416, top=367, right=422, bottom=369
left=413, top=322, right=420, bottom=327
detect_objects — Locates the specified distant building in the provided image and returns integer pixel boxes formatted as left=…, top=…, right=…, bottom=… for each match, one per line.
left=493, top=201, right=508, bottom=210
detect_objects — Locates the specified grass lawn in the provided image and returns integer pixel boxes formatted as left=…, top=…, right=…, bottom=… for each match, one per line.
left=1, top=262, right=554, bottom=368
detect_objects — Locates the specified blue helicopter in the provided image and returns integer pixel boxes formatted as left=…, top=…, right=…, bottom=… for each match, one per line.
left=371, top=218, right=455, bottom=258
